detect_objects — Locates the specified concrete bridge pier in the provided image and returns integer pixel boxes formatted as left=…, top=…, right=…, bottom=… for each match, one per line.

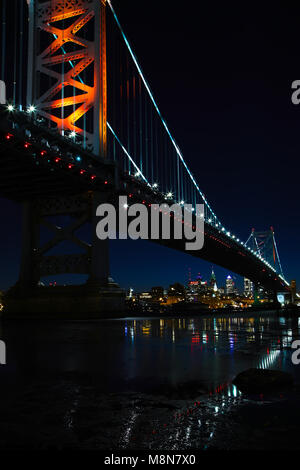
left=3, top=192, right=125, bottom=319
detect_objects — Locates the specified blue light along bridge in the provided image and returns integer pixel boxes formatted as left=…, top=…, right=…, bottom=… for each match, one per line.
left=0, top=0, right=290, bottom=316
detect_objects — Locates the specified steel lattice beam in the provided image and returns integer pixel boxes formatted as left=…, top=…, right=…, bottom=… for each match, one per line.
left=27, top=0, right=107, bottom=156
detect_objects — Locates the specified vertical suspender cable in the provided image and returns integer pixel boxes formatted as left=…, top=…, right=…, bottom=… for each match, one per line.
left=1, top=0, right=6, bottom=82
left=150, top=104, right=154, bottom=183
left=61, top=4, right=65, bottom=136
left=160, top=125, right=165, bottom=190
left=13, top=0, right=17, bottom=105
left=19, top=0, right=24, bottom=109
left=72, top=45, right=76, bottom=134
left=113, top=25, right=116, bottom=160
left=120, top=57, right=124, bottom=170
left=139, top=76, right=143, bottom=173
left=155, top=116, right=158, bottom=185
left=172, top=143, right=176, bottom=198
left=133, top=74, right=137, bottom=166
left=164, top=130, right=167, bottom=192
left=164, top=133, right=168, bottom=193
left=112, top=19, right=116, bottom=160
left=180, top=160, right=183, bottom=203
left=177, top=152, right=180, bottom=202
left=126, top=56, right=130, bottom=173
left=144, top=86, right=148, bottom=180
left=83, top=24, right=87, bottom=149
left=173, top=148, right=177, bottom=197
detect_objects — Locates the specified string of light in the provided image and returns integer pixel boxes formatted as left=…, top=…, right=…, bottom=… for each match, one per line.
left=107, top=0, right=221, bottom=226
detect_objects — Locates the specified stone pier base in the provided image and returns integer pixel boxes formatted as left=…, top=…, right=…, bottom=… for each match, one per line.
left=2, top=283, right=126, bottom=320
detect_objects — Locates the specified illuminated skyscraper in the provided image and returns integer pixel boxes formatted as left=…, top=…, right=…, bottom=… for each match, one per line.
left=226, top=275, right=234, bottom=294
left=244, top=278, right=254, bottom=297
left=210, top=267, right=218, bottom=292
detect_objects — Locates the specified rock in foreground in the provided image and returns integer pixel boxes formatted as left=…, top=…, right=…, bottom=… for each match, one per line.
left=233, top=368, right=293, bottom=393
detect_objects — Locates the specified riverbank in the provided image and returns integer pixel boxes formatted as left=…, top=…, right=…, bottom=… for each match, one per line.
left=2, top=306, right=299, bottom=322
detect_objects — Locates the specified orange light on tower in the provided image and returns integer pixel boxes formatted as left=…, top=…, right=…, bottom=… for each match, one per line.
left=27, top=0, right=108, bottom=157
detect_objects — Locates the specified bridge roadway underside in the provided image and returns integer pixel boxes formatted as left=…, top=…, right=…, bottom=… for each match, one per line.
left=0, top=112, right=288, bottom=317
left=154, top=232, right=285, bottom=294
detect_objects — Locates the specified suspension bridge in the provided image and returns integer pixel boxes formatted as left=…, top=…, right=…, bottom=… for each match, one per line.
left=0, top=0, right=290, bottom=316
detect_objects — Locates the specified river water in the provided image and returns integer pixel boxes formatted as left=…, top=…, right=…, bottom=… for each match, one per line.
left=0, top=313, right=300, bottom=450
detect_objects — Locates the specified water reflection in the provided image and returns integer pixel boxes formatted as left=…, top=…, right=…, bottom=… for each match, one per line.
left=123, top=315, right=299, bottom=356
left=0, top=314, right=298, bottom=393
left=0, top=313, right=299, bottom=450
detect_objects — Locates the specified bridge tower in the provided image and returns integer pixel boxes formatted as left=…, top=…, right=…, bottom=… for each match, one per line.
left=27, top=0, right=107, bottom=156
left=246, top=227, right=283, bottom=276
left=245, top=227, right=284, bottom=307
left=5, top=0, right=124, bottom=318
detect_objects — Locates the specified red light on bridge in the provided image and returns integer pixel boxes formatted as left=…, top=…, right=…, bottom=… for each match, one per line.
left=104, top=181, right=108, bottom=185
left=90, top=175, right=96, bottom=181
left=24, top=142, right=30, bottom=149
left=68, top=164, right=74, bottom=169
left=80, top=169, right=86, bottom=175
left=5, top=133, right=13, bottom=140
left=55, top=157, right=61, bottom=163
left=40, top=151, right=46, bottom=156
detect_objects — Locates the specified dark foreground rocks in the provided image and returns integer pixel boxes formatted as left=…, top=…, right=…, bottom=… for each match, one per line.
left=126, top=377, right=207, bottom=399
left=154, top=380, right=207, bottom=400
left=233, top=368, right=294, bottom=393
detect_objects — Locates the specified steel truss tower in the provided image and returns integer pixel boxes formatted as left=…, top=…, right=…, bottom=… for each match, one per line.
left=27, top=0, right=107, bottom=156
left=246, top=227, right=283, bottom=276
left=245, top=227, right=284, bottom=303
left=7, top=1, right=125, bottom=317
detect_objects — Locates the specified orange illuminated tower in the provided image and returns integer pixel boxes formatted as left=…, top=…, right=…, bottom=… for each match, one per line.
left=27, top=0, right=107, bottom=156
left=12, top=0, right=125, bottom=316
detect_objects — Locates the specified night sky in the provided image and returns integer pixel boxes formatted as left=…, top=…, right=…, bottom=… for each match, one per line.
left=0, top=0, right=299, bottom=292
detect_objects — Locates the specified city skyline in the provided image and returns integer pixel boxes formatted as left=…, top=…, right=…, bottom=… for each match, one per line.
left=108, top=0, right=300, bottom=287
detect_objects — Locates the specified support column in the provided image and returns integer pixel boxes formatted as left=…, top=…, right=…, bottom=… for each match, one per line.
left=4, top=193, right=125, bottom=318
left=89, top=191, right=110, bottom=285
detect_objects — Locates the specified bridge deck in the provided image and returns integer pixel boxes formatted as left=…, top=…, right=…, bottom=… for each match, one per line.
left=0, top=107, right=289, bottom=294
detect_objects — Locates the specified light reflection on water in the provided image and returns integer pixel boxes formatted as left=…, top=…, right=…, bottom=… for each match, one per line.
left=119, top=314, right=299, bottom=393
left=0, top=314, right=299, bottom=393
left=0, top=313, right=300, bottom=450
